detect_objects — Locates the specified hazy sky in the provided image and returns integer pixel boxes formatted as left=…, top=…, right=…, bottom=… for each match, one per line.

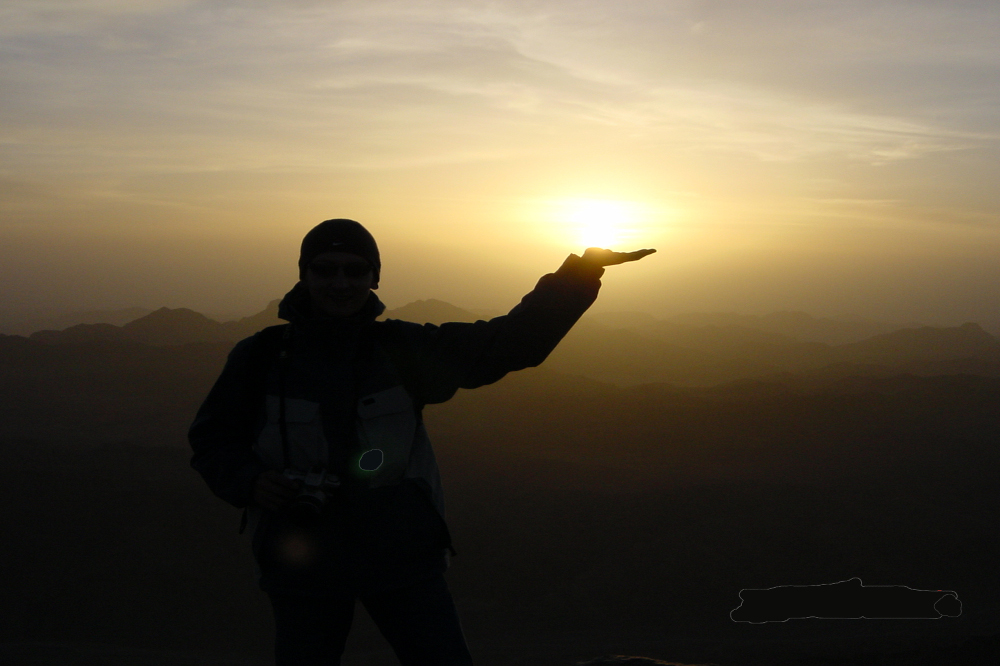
left=3, top=0, right=999, bottom=323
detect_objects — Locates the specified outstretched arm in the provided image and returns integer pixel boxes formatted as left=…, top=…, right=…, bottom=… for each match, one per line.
left=381, top=246, right=656, bottom=403
left=498, top=245, right=657, bottom=361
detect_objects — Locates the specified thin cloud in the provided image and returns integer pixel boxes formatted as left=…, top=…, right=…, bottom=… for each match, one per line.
left=3, top=0, right=995, bottom=176
left=1, top=0, right=998, bottom=226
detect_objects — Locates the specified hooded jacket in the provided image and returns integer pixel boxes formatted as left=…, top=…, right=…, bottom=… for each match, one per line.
left=189, top=254, right=603, bottom=593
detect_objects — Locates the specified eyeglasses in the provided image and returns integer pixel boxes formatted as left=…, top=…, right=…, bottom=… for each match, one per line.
left=308, top=261, right=372, bottom=279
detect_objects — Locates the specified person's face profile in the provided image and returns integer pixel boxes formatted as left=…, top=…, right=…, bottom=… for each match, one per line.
left=303, top=250, right=377, bottom=318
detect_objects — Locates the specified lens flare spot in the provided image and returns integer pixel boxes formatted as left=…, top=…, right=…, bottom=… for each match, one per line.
left=278, top=532, right=317, bottom=567
left=359, top=448, right=384, bottom=472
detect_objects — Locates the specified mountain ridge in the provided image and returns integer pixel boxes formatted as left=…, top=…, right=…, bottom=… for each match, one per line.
left=13, top=298, right=1000, bottom=387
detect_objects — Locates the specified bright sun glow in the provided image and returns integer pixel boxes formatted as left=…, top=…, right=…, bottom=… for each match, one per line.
left=559, top=198, right=636, bottom=249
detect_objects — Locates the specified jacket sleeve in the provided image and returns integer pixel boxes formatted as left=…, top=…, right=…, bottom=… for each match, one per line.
left=383, top=253, right=604, bottom=404
left=188, top=336, right=271, bottom=508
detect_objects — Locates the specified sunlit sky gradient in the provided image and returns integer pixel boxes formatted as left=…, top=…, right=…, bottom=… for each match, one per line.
left=3, top=0, right=1000, bottom=324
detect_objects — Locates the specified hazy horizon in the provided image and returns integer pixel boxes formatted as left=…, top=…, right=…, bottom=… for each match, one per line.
left=4, top=1, right=1000, bottom=326
left=0, top=294, right=974, bottom=333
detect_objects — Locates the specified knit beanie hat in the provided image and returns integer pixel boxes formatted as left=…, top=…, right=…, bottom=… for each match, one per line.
left=298, top=219, right=381, bottom=283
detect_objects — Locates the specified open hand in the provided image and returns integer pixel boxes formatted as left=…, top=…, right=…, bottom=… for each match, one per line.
left=581, top=247, right=656, bottom=267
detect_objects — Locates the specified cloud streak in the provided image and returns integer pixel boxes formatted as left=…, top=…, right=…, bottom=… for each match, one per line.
left=3, top=0, right=996, bottom=176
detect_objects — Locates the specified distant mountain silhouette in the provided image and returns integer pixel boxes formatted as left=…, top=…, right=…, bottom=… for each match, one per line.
left=27, top=301, right=284, bottom=346
left=48, top=306, right=153, bottom=329
left=0, top=306, right=152, bottom=337
left=21, top=299, right=481, bottom=346
left=220, top=298, right=282, bottom=336
left=28, top=322, right=127, bottom=345
left=834, top=322, right=1000, bottom=365
left=546, top=317, right=1000, bottom=386
left=25, top=298, right=481, bottom=345
left=123, top=307, right=232, bottom=345
left=19, top=299, right=1000, bottom=388
left=381, top=298, right=481, bottom=324
left=635, top=310, right=923, bottom=345
left=30, top=308, right=230, bottom=346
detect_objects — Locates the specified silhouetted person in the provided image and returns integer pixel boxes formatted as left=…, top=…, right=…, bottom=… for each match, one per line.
left=189, top=219, right=654, bottom=665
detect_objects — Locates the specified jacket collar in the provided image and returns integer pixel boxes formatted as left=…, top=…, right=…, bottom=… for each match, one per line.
left=277, top=282, right=386, bottom=334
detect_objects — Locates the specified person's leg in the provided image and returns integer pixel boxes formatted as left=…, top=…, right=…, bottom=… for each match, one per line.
left=362, top=574, right=474, bottom=666
left=268, top=592, right=355, bottom=666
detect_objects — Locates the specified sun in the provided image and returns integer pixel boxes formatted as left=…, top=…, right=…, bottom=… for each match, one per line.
left=529, top=196, right=654, bottom=250
left=559, top=198, right=636, bottom=249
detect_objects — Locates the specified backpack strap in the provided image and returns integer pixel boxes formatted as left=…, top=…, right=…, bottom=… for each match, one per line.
left=247, top=324, right=290, bottom=366
left=243, top=323, right=293, bottom=444
left=237, top=323, right=289, bottom=535
left=244, top=324, right=290, bottom=399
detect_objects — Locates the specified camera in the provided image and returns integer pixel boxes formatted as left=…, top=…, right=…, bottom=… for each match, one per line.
left=283, top=467, right=341, bottom=517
